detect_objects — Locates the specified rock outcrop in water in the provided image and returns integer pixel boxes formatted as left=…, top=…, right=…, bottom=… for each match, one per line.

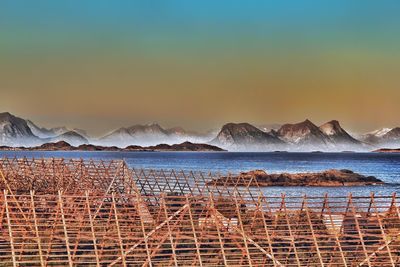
left=207, top=169, right=383, bottom=187
left=373, top=148, right=400, bottom=153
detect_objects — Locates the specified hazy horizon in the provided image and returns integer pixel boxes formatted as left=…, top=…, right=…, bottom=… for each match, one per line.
left=1, top=1, right=400, bottom=135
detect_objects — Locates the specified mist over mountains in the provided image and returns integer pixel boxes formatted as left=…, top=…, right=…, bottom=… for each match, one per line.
left=1, top=112, right=399, bottom=152
left=98, top=123, right=210, bottom=147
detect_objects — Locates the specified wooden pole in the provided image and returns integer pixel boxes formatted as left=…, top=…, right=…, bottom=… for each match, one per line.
left=4, top=190, right=17, bottom=267
left=185, top=195, right=203, bottom=267
left=111, top=192, right=127, bottom=267
left=30, top=190, right=45, bottom=267
left=58, top=191, right=74, bottom=267
left=85, top=191, right=101, bottom=267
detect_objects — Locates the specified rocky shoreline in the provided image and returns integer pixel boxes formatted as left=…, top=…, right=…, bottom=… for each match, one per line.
left=0, top=141, right=225, bottom=152
left=373, top=148, right=400, bottom=153
left=207, top=169, right=384, bottom=187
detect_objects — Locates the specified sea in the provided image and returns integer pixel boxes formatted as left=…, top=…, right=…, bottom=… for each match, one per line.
left=1, top=151, right=399, bottom=197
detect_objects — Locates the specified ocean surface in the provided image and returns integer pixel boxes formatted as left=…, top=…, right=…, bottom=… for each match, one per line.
left=1, top=151, right=399, bottom=197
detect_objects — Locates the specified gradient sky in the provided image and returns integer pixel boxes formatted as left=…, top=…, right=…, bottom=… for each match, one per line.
left=1, top=1, right=400, bottom=136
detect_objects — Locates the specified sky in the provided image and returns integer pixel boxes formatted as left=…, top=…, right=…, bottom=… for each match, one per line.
left=1, top=1, right=400, bottom=136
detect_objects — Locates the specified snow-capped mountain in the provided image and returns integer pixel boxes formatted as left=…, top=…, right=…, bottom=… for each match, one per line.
left=99, top=123, right=171, bottom=147
left=319, top=120, right=361, bottom=145
left=369, top=128, right=392, bottom=138
left=27, top=120, right=89, bottom=146
left=47, top=131, right=89, bottom=146
left=211, top=122, right=285, bottom=151
left=98, top=123, right=210, bottom=147
left=360, top=128, right=392, bottom=144
left=372, top=128, right=400, bottom=148
left=0, top=112, right=42, bottom=146
left=319, top=120, right=366, bottom=151
left=0, top=113, right=90, bottom=147
left=382, top=128, right=400, bottom=142
left=277, top=119, right=331, bottom=148
left=360, top=127, right=400, bottom=148
left=275, top=119, right=365, bottom=151
left=27, top=120, right=58, bottom=138
left=27, top=120, right=72, bottom=138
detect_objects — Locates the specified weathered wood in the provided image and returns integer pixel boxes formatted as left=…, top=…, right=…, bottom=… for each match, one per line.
left=0, top=157, right=397, bottom=266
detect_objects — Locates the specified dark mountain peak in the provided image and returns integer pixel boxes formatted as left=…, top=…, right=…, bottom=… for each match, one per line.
left=0, top=112, right=38, bottom=145
left=325, top=120, right=340, bottom=126
left=218, top=123, right=274, bottom=139
left=0, top=112, right=12, bottom=119
left=0, top=112, right=23, bottom=123
left=211, top=122, right=284, bottom=150
left=278, top=119, right=320, bottom=135
left=277, top=119, right=330, bottom=146
left=319, top=120, right=343, bottom=134
left=319, top=120, right=360, bottom=145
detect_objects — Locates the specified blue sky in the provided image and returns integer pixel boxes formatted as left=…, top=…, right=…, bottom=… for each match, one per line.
left=1, top=1, right=400, bottom=134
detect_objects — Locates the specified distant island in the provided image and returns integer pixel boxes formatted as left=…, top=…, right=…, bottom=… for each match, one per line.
left=0, top=141, right=225, bottom=152
left=373, top=148, right=400, bottom=153
left=207, top=169, right=384, bottom=187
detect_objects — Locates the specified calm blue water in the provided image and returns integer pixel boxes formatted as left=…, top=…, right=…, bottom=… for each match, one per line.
left=1, top=151, right=399, bottom=196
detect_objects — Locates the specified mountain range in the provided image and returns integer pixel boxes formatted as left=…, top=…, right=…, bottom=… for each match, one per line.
left=98, top=123, right=209, bottom=147
left=210, top=120, right=366, bottom=151
left=0, top=112, right=399, bottom=151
